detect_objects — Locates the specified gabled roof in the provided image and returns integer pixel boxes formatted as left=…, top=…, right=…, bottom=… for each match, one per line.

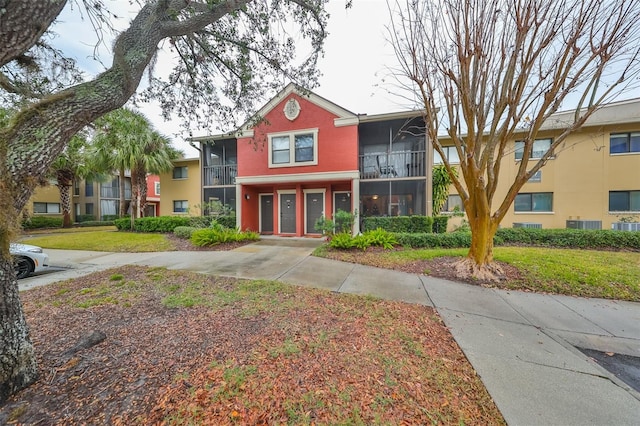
left=237, top=83, right=359, bottom=136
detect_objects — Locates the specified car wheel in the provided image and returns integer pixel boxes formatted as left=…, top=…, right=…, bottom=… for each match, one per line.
left=14, top=256, right=34, bottom=279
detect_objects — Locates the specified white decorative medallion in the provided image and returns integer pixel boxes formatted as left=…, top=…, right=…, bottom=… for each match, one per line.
left=283, top=98, right=301, bottom=121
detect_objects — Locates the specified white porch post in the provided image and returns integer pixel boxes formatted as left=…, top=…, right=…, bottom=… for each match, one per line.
left=352, top=176, right=360, bottom=235
left=235, top=183, right=242, bottom=230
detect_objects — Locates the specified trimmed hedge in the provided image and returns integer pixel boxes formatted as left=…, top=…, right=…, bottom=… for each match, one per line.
left=75, top=220, right=115, bottom=227
left=362, top=216, right=433, bottom=233
left=76, top=214, right=96, bottom=223
left=395, top=228, right=640, bottom=250
left=495, top=228, right=640, bottom=250
left=432, top=216, right=450, bottom=234
left=22, top=216, right=63, bottom=229
left=115, top=215, right=238, bottom=233
left=395, top=232, right=472, bottom=248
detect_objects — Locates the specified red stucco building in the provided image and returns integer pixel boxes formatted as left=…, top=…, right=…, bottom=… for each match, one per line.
left=191, top=84, right=431, bottom=236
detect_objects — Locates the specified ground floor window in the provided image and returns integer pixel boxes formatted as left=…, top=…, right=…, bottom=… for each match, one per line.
left=443, top=194, right=464, bottom=213
left=360, top=180, right=426, bottom=217
left=173, top=200, right=188, bottom=213
left=515, top=192, right=553, bottom=212
left=33, top=202, right=61, bottom=214
left=609, top=190, right=640, bottom=212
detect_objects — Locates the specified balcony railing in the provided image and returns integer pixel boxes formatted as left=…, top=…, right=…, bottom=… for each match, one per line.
left=359, top=150, right=426, bottom=179
left=204, top=165, right=237, bottom=186
left=100, top=187, right=131, bottom=199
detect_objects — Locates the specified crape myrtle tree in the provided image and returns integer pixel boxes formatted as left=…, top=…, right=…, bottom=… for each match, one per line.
left=388, top=0, right=640, bottom=280
left=0, top=0, right=328, bottom=402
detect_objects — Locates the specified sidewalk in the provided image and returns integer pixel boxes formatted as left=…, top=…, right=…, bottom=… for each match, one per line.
left=19, top=240, right=640, bottom=425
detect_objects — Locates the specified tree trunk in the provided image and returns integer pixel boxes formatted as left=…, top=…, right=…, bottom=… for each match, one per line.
left=138, top=174, right=148, bottom=218
left=56, top=171, right=74, bottom=228
left=0, top=252, right=38, bottom=404
left=119, top=169, right=127, bottom=218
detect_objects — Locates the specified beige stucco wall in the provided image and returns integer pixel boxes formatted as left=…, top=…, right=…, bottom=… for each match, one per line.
left=24, top=184, right=63, bottom=218
left=444, top=120, right=640, bottom=230
left=159, top=158, right=202, bottom=216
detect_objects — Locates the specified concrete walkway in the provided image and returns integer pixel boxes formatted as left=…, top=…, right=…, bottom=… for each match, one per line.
left=19, top=238, right=640, bottom=425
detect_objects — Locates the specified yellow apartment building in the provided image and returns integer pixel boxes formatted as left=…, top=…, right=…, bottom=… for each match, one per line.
left=158, top=157, right=201, bottom=216
left=440, top=97, right=640, bottom=230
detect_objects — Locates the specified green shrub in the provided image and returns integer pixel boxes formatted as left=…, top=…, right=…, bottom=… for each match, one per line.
left=329, top=232, right=355, bottom=249
left=174, top=226, right=198, bottom=239
left=496, top=228, right=640, bottom=250
left=190, top=228, right=259, bottom=247
left=314, top=216, right=335, bottom=235
left=75, top=220, right=114, bottom=227
left=432, top=216, right=450, bottom=234
left=216, top=215, right=237, bottom=229
left=114, top=217, right=131, bottom=231
left=188, top=216, right=214, bottom=228
left=334, top=210, right=355, bottom=233
left=102, top=214, right=121, bottom=221
left=364, top=228, right=398, bottom=249
left=395, top=232, right=473, bottom=248
left=362, top=216, right=433, bottom=233
left=22, top=216, right=63, bottom=229
left=75, top=214, right=96, bottom=223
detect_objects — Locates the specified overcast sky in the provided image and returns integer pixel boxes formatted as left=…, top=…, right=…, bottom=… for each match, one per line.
left=54, top=0, right=406, bottom=157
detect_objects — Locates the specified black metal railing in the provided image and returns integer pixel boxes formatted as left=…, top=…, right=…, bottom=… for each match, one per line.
left=204, top=165, right=237, bottom=186
left=359, top=150, right=426, bottom=179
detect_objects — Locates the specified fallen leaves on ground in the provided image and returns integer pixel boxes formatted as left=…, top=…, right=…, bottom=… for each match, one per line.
left=1, top=265, right=504, bottom=425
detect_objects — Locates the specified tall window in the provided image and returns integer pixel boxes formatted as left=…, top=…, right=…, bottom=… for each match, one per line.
left=172, top=166, right=188, bottom=179
left=268, top=129, right=318, bottom=167
left=154, top=182, right=161, bottom=195
left=433, top=146, right=460, bottom=164
left=33, top=202, right=61, bottom=214
left=515, top=138, right=552, bottom=160
left=610, top=132, right=640, bottom=154
left=173, top=200, right=188, bottom=213
left=515, top=192, right=553, bottom=212
left=86, top=203, right=94, bottom=215
left=609, top=191, right=640, bottom=212
left=85, top=180, right=94, bottom=197
left=73, top=180, right=80, bottom=196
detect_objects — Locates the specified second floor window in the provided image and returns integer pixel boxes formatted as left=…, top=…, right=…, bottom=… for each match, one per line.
left=433, top=146, right=460, bottom=165
left=154, top=182, right=161, bottom=195
left=173, top=166, right=188, bottom=179
left=610, top=132, right=640, bottom=154
left=269, top=129, right=318, bottom=167
left=515, top=138, right=552, bottom=161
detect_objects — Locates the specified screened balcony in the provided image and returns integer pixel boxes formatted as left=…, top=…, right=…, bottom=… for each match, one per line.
left=204, top=164, right=237, bottom=186
left=359, top=149, right=426, bottom=180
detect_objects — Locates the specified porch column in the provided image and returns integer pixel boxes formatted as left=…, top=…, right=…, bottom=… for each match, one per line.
left=235, top=183, right=242, bottom=230
left=352, top=176, right=360, bottom=235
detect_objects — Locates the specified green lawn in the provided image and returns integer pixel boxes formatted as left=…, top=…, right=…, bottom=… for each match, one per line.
left=21, top=230, right=175, bottom=252
left=319, top=246, right=640, bottom=302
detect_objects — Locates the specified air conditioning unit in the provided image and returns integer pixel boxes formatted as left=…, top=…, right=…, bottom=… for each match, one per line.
left=566, top=220, right=602, bottom=230
left=611, top=222, right=640, bottom=231
left=513, top=222, right=542, bottom=229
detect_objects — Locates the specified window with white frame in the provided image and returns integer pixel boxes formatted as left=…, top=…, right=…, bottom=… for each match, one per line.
left=154, top=181, right=161, bottom=195
left=610, top=132, right=640, bottom=154
left=269, top=129, right=318, bottom=167
left=173, top=200, right=188, bottom=213
left=609, top=191, right=640, bottom=212
left=33, top=202, right=61, bottom=214
left=515, top=138, right=552, bottom=160
left=172, top=166, right=188, bottom=179
left=433, top=146, right=460, bottom=165
left=515, top=192, right=553, bottom=212
left=528, top=170, right=542, bottom=183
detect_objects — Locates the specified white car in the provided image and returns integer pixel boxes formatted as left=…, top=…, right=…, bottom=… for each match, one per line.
left=10, top=243, right=49, bottom=279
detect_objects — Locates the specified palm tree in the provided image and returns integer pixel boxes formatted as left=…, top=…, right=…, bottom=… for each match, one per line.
left=130, top=130, right=180, bottom=218
left=91, top=108, right=180, bottom=219
left=49, top=132, right=100, bottom=227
